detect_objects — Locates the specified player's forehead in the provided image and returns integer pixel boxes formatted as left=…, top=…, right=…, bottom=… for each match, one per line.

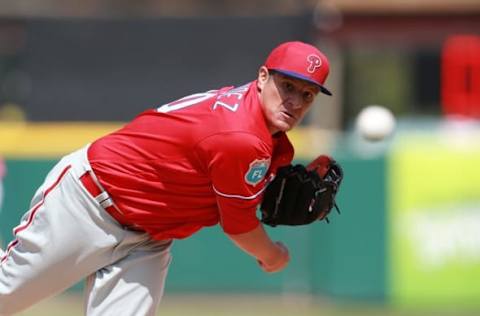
left=271, top=71, right=320, bottom=93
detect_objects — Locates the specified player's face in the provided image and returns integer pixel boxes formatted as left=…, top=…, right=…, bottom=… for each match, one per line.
left=257, top=66, right=320, bottom=134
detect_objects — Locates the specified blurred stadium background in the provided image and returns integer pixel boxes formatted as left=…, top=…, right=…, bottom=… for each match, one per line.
left=1, top=0, right=480, bottom=315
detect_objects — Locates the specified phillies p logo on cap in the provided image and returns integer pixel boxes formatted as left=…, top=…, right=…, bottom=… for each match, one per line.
left=264, top=41, right=332, bottom=96
left=307, top=54, right=322, bottom=73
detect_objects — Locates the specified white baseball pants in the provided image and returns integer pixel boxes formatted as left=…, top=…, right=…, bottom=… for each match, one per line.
left=0, top=146, right=172, bottom=316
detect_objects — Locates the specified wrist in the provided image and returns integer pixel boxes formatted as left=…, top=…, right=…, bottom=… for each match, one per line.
left=259, top=242, right=283, bottom=266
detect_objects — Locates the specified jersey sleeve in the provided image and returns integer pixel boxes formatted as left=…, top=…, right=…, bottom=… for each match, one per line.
left=196, top=132, right=272, bottom=234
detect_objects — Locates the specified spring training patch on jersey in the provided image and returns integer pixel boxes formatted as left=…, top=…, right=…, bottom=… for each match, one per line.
left=244, top=158, right=270, bottom=186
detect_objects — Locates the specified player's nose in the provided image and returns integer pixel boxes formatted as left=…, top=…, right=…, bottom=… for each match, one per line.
left=288, top=94, right=303, bottom=110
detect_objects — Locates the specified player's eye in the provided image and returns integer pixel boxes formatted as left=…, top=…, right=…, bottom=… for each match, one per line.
left=283, top=82, right=295, bottom=93
left=303, top=91, right=314, bottom=103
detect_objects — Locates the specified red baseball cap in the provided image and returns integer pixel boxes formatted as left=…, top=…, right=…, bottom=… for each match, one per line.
left=264, top=41, right=332, bottom=96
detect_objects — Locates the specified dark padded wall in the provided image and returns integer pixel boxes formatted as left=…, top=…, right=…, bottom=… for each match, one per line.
left=15, top=16, right=311, bottom=121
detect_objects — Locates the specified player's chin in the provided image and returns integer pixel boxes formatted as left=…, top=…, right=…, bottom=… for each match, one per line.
left=269, top=112, right=298, bottom=132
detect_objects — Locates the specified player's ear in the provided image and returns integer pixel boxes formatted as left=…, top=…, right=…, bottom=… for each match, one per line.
left=257, top=66, right=269, bottom=91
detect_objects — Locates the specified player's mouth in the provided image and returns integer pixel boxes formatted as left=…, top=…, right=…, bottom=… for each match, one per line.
left=280, top=111, right=296, bottom=122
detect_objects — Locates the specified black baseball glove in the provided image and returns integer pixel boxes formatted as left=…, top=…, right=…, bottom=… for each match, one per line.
left=260, top=155, right=343, bottom=227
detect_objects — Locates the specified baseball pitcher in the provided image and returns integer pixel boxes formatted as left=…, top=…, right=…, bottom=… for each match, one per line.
left=0, top=41, right=343, bottom=315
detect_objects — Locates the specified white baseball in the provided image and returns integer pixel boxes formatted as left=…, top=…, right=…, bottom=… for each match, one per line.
left=356, top=105, right=396, bottom=141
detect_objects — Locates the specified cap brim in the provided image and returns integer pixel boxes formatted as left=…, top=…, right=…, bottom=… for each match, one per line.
left=270, top=69, right=332, bottom=96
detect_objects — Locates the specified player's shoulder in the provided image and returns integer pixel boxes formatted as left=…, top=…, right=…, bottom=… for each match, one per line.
left=197, top=131, right=273, bottom=157
left=205, top=131, right=271, bottom=147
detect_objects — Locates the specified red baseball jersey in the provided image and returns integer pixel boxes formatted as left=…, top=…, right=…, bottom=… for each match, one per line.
left=87, top=81, right=294, bottom=240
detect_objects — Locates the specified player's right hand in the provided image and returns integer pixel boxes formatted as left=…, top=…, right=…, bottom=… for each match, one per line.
left=257, top=241, right=290, bottom=273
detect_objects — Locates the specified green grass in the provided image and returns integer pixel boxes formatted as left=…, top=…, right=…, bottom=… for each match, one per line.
left=17, top=294, right=480, bottom=316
